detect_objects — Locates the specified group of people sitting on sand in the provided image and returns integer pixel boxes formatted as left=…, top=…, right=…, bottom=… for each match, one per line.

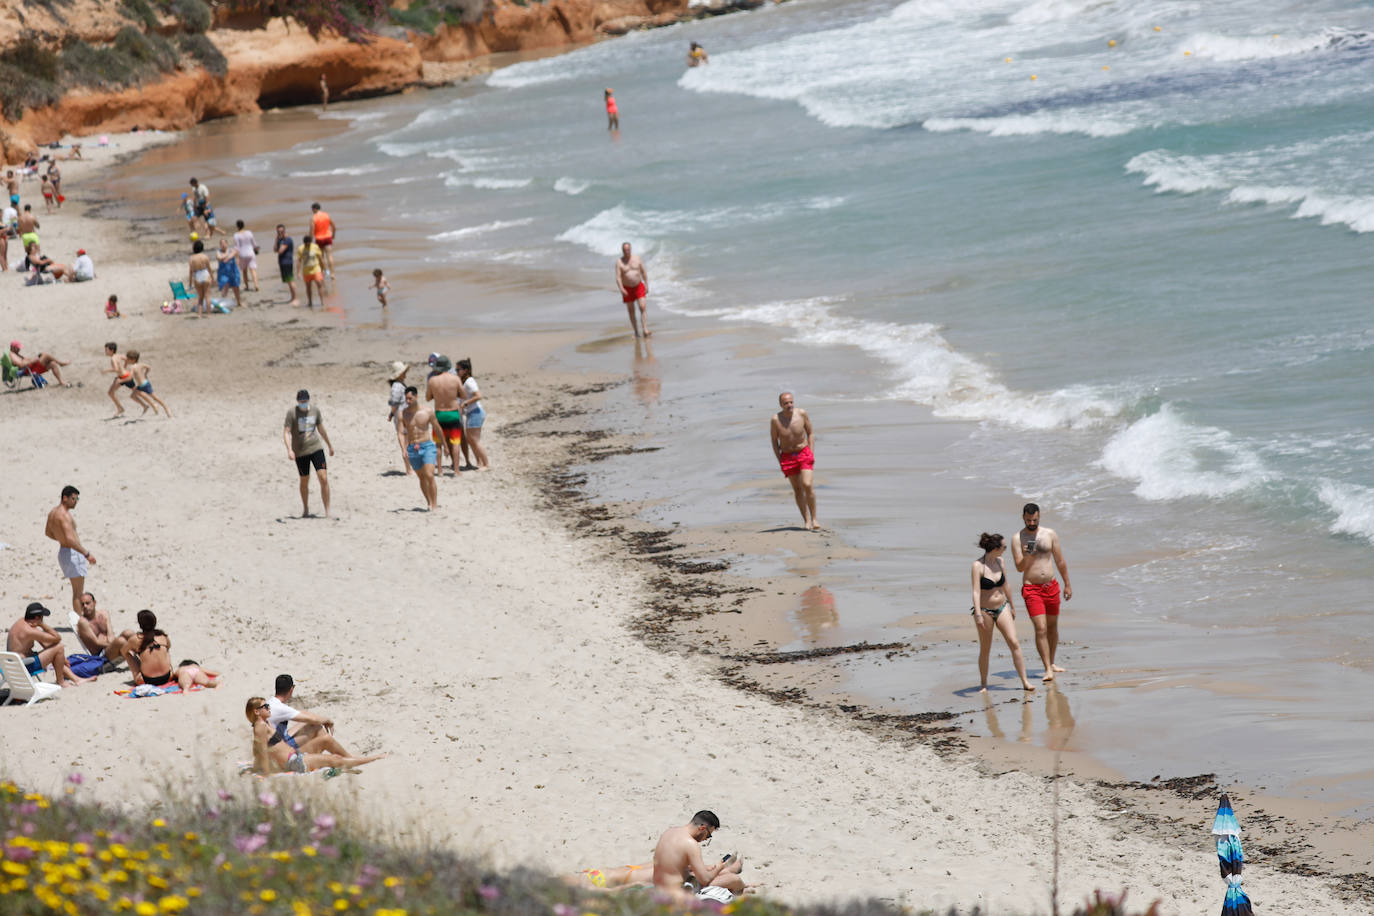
left=5, top=598, right=219, bottom=693
left=245, top=674, right=385, bottom=775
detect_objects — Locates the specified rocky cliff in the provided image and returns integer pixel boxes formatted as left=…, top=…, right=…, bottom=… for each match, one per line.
left=0, top=0, right=708, bottom=163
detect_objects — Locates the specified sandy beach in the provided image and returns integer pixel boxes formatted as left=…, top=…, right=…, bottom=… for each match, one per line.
left=1, top=132, right=1371, bottom=916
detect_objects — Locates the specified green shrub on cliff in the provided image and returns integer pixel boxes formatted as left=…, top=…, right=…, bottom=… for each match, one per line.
left=178, top=32, right=228, bottom=76
left=0, top=40, right=62, bottom=121
left=170, top=0, right=213, bottom=33
left=388, top=0, right=486, bottom=32
left=120, top=0, right=162, bottom=30
left=115, top=25, right=180, bottom=72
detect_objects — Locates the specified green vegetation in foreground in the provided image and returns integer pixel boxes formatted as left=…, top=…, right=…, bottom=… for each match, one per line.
left=0, top=776, right=1158, bottom=915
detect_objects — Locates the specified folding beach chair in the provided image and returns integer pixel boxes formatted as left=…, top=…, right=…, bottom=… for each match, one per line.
left=0, top=651, right=61, bottom=706
left=1, top=351, right=48, bottom=390
left=169, top=280, right=196, bottom=301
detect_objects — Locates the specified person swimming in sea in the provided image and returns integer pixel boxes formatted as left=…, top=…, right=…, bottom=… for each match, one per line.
left=687, top=42, right=709, bottom=67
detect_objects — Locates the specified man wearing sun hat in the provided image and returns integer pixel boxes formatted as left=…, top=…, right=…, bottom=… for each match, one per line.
left=386, top=362, right=413, bottom=476
left=5, top=601, right=91, bottom=687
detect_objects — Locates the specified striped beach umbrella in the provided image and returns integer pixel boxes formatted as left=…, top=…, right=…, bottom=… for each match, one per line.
left=1212, top=793, right=1253, bottom=916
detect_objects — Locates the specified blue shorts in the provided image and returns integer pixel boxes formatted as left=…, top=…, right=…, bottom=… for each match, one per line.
left=25, top=654, right=43, bottom=675
left=407, top=440, right=437, bottom=470
left=464, top=405, right=485, bottom=429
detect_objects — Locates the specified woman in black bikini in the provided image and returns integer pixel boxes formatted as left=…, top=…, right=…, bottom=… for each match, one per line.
left=970, top=533, right=1034, bottom=693
left=122, top=609, right=210, bottom=689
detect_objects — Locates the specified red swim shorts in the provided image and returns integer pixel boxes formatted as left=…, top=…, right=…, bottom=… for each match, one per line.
left=621, top=282, right=646, bottom=304
left=778, top=446, right=814, bottom=478
left=1022, top=580, right=1061, bottom=617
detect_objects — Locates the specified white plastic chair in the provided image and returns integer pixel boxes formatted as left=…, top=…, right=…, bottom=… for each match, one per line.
left=0, top=651, right=61, bottom=706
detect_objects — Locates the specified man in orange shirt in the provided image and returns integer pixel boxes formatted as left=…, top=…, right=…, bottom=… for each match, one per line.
left=309, top=202, right=337, bottom=280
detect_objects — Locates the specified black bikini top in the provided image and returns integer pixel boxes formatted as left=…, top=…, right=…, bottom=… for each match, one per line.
left=979, top=566, right=1005, bottom=590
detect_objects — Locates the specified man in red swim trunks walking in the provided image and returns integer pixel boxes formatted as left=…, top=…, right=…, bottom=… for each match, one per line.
left=1010, top=502, right=1072, bottom=682
left=769, top=391, right=819, bottom=530
left=616, top=241, right=651, bottom=338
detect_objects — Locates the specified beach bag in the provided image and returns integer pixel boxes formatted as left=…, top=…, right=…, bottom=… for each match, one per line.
left=68, top=653, right=105, bottom=678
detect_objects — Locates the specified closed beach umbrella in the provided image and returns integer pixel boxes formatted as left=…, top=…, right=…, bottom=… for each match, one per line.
left=1212, top=793, right=1253, bottom=916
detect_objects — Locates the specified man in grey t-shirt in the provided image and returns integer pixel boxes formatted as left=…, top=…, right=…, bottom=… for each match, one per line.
left=282, top=388, right=334, bottom=517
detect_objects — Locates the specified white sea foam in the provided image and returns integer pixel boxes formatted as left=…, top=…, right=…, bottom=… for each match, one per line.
left=554, top=177, right=591, bottom=196
left=429, top=218, right=535, bottom=241
left=1177, top=29, right=1354, bottom=62
left=318, top=110, right=388, bottom=123
left=442, top=176, right=533, bottom=190
left=1318, top=480, right=1374, bottom=544
left=287, top=164, right=385, bottom=178
left=1099, top=405, right=1270, bottom=501
left=674, top=296, right=1125, bottom=429
left=376, top=139, right=442, bottom=158
left=557, top=199, right=850, bottom=256
left=924, top=114, right=1136, bottom=138
left=1126, top=145, right=1374, bottom=232
left=294, top=146, right=325, bottom=156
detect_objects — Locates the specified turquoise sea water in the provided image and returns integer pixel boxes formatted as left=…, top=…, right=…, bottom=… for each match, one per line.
left=115, top=0, right=1374, bottom=806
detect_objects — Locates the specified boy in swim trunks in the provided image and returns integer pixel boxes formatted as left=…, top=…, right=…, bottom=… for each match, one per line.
left=769, top=391, right=819, bottom=530
left=127, top=349, right=172, bottom=417
left=102, top=341, right=136, bottom=417
left=1010, top=502, right=1073, bottom=682
left=399, top=386, right=443, bottom=510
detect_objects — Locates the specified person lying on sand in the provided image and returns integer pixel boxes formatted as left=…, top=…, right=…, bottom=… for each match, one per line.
left=247, top=697, right=384, bottom=774
left=653, top=810, right=751, bottom=903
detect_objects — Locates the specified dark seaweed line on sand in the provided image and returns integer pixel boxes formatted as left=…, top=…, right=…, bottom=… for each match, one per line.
left=504, top=380, right=1374, bottom=909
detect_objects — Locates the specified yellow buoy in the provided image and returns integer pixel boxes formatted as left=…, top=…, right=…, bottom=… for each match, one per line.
left=1108, top=39, right=1117, bottom=47
left=1030, top=74, right=1037, bottom=80
left=1153, top=25, right=1161, bottom=32
left=1273, top=34, right=1279, bottom=39
left=1004, top=56, right=1012, bottom=62
left=1184, top=50, right=1191, bottom=56
left=1102, top=65, right=1110, bottom=70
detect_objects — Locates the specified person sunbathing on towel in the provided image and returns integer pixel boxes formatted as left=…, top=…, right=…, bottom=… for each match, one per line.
left=246, top=697, right=384, bottom=774
left=122, top=610, right=210, bottom=690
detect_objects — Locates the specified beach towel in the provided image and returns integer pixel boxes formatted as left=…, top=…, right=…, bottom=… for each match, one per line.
left=236, top=761, right=342, bottom=780
left=112, top=684, right=205, bottom=698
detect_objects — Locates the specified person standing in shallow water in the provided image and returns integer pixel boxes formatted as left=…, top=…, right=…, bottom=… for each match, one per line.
left=1010, top=502, right=1072, bottom=682
left=769, top=391, right=819, bottom=530
left=604, top=88, right=619, bottom=130
left=969, top=532, right=1034, bottom=693
left=616, top=242, right=650, bottom=338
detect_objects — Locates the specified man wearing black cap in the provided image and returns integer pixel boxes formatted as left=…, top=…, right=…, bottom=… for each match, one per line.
left=6, top=602, right=91, bottom=687
left=283, top=389, right=334, bottom=517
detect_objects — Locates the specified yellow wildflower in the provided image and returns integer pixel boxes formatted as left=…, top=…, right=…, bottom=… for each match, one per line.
left=348, top=884, right=363, bottom=896
left=1, top=861, right=27, bottom=876
left=383, top=877, right=401, bottom=888
left=136, top=903, right=158, bottom=916
left=262, top=890, right=278, bottom=902
left=152, top=819, right=167, bottom=828
left=302, top=846, right=318, bottom=857
left=292, top=900, right=313, bottom=916
left=334, top=900, right=350, bottom=911
left=159, top=895, right=190, bottom=913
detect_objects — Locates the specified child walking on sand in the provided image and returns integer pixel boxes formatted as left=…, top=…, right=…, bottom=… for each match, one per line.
left=127, top=349, right=172, bottom=417
left=370, top=268, right=390, bottom=308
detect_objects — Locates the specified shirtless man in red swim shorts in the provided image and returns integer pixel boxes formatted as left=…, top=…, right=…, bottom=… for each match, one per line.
left=770, top=391, right=819, bottom=530
left=1010, top=502, right=1072, bottom=682
left=616, top=241, right=651, bottom=338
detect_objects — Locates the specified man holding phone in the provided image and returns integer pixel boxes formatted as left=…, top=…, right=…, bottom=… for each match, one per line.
left=1011, top=502, right=1073, bottom=683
